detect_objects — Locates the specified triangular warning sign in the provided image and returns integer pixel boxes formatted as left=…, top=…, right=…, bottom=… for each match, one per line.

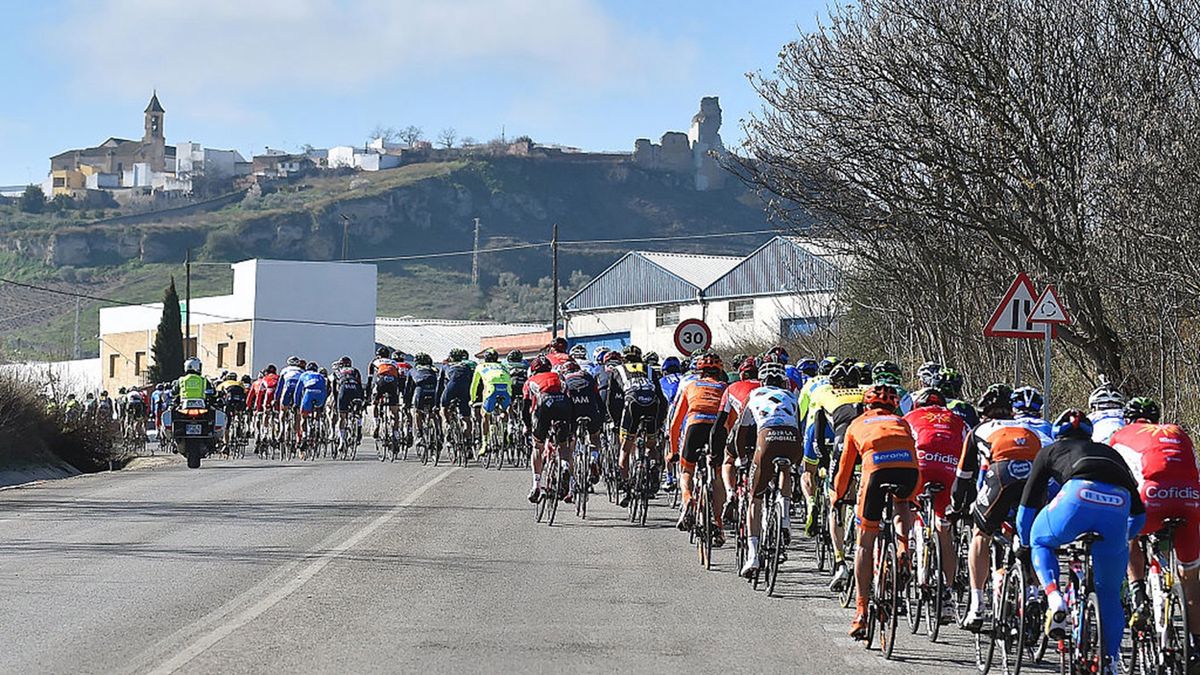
left=1029, top=286, right=1071, bottom=324
left=983, top=273, right=1043, bottom=339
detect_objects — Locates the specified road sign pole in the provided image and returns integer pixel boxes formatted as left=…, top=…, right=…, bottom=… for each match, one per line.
left=1041, top=323, right=1053, bottom=419
left=1014, top=340, right=1022, bottom=387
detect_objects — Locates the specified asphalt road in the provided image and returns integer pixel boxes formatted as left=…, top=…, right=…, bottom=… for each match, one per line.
left=0, top=444, right=1051, bottom=674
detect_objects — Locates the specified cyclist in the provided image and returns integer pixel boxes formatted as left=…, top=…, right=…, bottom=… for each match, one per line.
left=568, top=344, right=589, bottom=368
left=797, top=356, right=836, bottom=428
left=951, top=383, right=1044, bottom=630
left=1087, top=383, right=1126, bottom=443
left=711, top=357, right=761, bottom=526
left=589, top=347, right=611, bottom=378
left=735, top=361, right=802, bottom=578
left=607, top=345, right=664, bottom=507
left=331, top=356, right=365, bottom=442
left=832, top=383, right=919, bottom=639
left=1011, top=386, right=1053, bottom=445
left=1110, top=397, right=1200, bottom=660
left=559, top=359, right=604, bottom=484
left=504, top=350, right=530, bottom=432
left=438, top=348, right=476, bottom=441
left=803, top=359, right=865, bottom=592
left=659, top=356, right=684, bottom=406
left=275, top=355, right=305, bottom=411
left=904, top=386, right=968, bottom=623
left=96, top=391, right=114, bottom=423
left=872, top=361, right=913, bottom=414
left=295, top=362, right=328, bottom=451
left=1016, top=410, right=1145, bottom=675
left=795, top=358, right=819, bottom=389
left=405, top=353, right=441, bottom=444
left=546, top=337, right=572, bottom=367
left=471, top=348, right=513, bottom=456
left=929, top=367, right=975, bottom=428
left=669, top=351, right=728, bottom=534
left=125, top=386, right=147, bottom=434
left=367, top=347, right=402, bottom=439
left=524, top=355, right=573, bottom=503
left=764, top=345, right=800, bottom=391
left=216, top=372, right=247, bottom=436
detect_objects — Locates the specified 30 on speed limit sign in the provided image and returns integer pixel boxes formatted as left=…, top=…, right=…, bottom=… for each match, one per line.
left=673, top=318, right=712, bottom=355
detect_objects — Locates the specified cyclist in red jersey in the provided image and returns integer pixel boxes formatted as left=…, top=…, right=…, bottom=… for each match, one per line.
left=545, top=337, right=572, bottom=368
left=1111, top=397, right=1200, bottom=656
left=904, top=386, right=968, bottom=622
left=523, top=356, right=574, bottom=504
left=710, top=357, right=761, bottom=525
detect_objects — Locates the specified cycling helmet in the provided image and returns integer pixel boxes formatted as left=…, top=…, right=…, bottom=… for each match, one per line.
left=118, top=387, right=127, bottom=395
left=506, top=350, right=524, bottom=363
left=797, top=358, right=818, bottom=378
left=853, top=361, right=872, bottom=385
left=622, top=344, right=643, bottom=362
left=917, top=361, right=942, bottom=388
left=874, top=371, right=901, bottom=386
left=1124, top=397, right=1162, bottom=424
left=482, top=348, right=500, bottom=363
left=934, top=368, right=964, bottom=398
left=391, top=350, right=405, bottom=361
left=449, top=348, right=468, bottom=362
left=759, top=362, right=787, bottom=387
left=184, top=357, right=202, bottom=374
left=551, top=337, right=568, bottom=353
left=738, top=357, right=759, bottom=380
left=340, top=356, right=352, bottom=367
left=530, top=356, right=552, bottom=374
left=977, top=383, right=1014, bottom=417
left=1011, top=386, right=1043, bottom=416
left=818, top=357, right=837, bottom=376
left=414, top=353, right=433, bottom=367
left=1052, top=408, right=1094, bottom=440
left=319, top=368, right=328, bottom=376
left=1087, top=384, right=1124, bottom=411
left=603, top=351, right=624, bottom=365
left=662, top=356, right=682, bottom=375
left=863, top=384, right=901, bottom=412
left=828, top=359, right=861, bottom=388
left=557, top=359, right=581, bottom=374
left=873, top=360, right=902, bottom=382
left=376, top=347, right=389, bottom=358
left=266, top=363, right=277, bottom=375
left=767, top=345, right=790, bottom=364
left=241, top=375, right=252, bottom=385
left=223, top=371, right=237, bottom=381
left=306, top=362, right=319, bottom=372
left=569, top=344, right=587, bottom=360
left=593, top=346, right=610, bottom=362
left=694, top=352, right=723, bottom=373
left=298, top=359, right=307, bottom=369
left=912, top=387, right=947, bottom=408
left=644, top=352, right=660, bottom=368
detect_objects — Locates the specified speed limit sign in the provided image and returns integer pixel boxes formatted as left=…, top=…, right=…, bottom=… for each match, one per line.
left=673, top=318, right=712, bottom=354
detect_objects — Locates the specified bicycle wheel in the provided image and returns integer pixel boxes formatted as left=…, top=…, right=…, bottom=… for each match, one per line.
left=906, top=530, right=925, bottom=634
left=996, top=561, right=1026, bottom=675
left=1077, top=591, right=1103, bottom=675
left=545, top=462, right=560, bottom=527
left=925, top=529, right=944, bottom=641
left=736, top=489, right=749, bottom=575
left=754, top=501, right=774, bottom=592
left=767, top=497, right=784, bottom=597
left=697, top=481, right=713, bottom=570
left=879, top=536, right=900, bottom=660
left=1162, top=580, right=1190, bottom=675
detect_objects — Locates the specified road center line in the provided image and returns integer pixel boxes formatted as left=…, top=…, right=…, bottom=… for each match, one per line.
left=145, top=467, right=456, bottom=675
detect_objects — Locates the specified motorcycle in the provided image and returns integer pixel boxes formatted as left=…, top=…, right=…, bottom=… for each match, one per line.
left=163, top=399, right=227, bottom=468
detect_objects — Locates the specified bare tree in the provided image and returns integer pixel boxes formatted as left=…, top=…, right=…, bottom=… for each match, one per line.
left=398, top=125, right=424, bottom=146
left=437, top=128, right=458, bottom=149
left=368, top=124, right=398, bottom=145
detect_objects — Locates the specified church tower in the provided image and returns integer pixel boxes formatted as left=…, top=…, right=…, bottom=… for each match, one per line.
left=142, top=91, right=166, bottom=171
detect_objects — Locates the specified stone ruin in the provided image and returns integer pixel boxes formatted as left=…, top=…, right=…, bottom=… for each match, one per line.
left=632, top=96, right=727, bottom=191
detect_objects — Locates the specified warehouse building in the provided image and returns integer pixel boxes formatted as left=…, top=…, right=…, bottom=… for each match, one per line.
left=562, top=236, right=840, bottom=357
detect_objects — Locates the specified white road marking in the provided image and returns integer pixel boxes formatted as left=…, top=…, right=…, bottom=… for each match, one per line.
left=145, top=467, right=456, bottom=675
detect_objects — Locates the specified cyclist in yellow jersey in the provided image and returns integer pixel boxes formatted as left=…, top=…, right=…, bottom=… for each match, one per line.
left=470, top=349, right=513, bottom=456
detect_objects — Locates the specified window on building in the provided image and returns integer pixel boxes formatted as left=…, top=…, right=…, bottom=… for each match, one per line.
left=236, top=342, right=247, bottom=367
left=729, top=299, right=754, bottom=322
left=655, top=305, right=680, bottom=328
left=781, top=317, right=821, bottom=338
left=134, top=351, right=146, bottom=375
left=53, top=177, right=66, bottom=188
left=216, top=342, right=229, bottom=368
left=108, top=354, right=119, bottom=378
left=184, top=338, right=197, bottom=359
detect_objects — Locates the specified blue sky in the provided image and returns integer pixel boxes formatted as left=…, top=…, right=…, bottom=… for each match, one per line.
left=0, top=1, right=826, bottom=185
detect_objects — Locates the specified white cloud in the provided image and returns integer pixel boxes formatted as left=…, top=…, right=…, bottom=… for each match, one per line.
left=54, top=0, right=692, bottom=96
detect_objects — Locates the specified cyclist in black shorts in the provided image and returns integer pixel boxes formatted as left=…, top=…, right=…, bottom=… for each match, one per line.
left=606, top=345, right=663, bottom=506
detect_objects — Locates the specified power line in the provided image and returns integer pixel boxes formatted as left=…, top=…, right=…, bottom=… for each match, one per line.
left=558, top=228, right=781, bottom=246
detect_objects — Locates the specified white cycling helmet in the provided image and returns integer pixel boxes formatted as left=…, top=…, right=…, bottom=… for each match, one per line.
left=569, top=344, right=587, bottom=360
left=184, top=357, right=202, bottom=374
left=1088, top=384, right=1124, bottom=411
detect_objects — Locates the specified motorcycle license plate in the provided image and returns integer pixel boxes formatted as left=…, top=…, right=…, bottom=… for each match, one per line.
left=185, top=424, right=203, bottom=436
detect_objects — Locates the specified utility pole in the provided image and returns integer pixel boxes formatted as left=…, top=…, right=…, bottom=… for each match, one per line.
left=551, top=224, right=559, bottom=338
left=185, top=248, right=192, bottom=358
left=471, top=218, right=480, bottom=287
left=73, top=297, right=81, bottom=359
left=340, top=214, right=350, bottom=261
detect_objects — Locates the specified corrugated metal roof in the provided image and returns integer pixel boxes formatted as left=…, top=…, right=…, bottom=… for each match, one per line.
left=564, top=252, right=703, bottom=311
left=375, top=317, right=545, bottom=360
left=705, top=236, right=839, bottom=299
left=636, top=251, right=741, bottom=288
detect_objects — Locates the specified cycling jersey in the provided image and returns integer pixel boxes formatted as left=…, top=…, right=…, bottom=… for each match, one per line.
left=797, top=375, right=830, bottom=425
left=668, top=377, right=726, bottom=460
left=248, top=373, right=278, bottom=412
left=904, top=405, right=967, bottom=517
left=608, top=362, right=661, bottom=409
left=946, top=399, right=978, bottom=428
left=834, top=408, right=920, bottom=531
left=546, top=351, right=572, bottom=367
left=804, top=385, right=864, bottom=466
left=333, top=366, right=364, bottom=411
left=951, top=417, right=1044, bottom=532
left=437, top=361, right=475, bottom=416
left=1112, top=423, right=1200, bottom=565
left=404, top=366, right=439, bottom=409
left=274, top=365, right=304, bottom=408
left=471, top=362, right=512, bottom=402
left=524, top=371, right=571, bottom=442
left=737, top=385, right=800, bottom=430
left=562, top=370, right=604, bottom=435
left=1089, top=408, right=1125, bottom=444
left=217, top=381, right=247, bottom=413
left=1013, top=414, right=1053, bottom=446
left=660, top=372, right=683, bottom=405
left=1018, top=437, right=1145, bottom=519
left=295, top=371, right=328, bottom=413
left=718, top=380, right=760, bottom=434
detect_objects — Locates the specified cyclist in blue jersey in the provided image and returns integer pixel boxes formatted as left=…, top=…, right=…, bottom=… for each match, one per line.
left=1011, top=386, right=1053, bottom=445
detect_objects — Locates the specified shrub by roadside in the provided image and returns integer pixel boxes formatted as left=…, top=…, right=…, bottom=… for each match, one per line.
left=0, top=373, right=121, bottom=474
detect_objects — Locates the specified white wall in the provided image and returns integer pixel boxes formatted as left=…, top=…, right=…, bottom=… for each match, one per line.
left=0, top=358, right=102, bottom=396
left=328, top=146, right=357, bottom=169
left=248, top=260, right=377, bottom=375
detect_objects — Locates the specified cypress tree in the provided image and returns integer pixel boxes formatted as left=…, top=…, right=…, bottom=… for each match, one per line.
left=146, top=277, right=184, bottom=383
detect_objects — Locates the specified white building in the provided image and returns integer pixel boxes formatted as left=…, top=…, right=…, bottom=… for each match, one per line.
left=99, top=259, right=377, bottom=390
left=328, top=145, right=401, bottom=172
left=562, top=236, right=840, bottom=357
left=175, top=142, right=247, bottom=179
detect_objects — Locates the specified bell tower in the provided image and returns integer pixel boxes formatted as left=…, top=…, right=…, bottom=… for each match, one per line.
left=142, top=90, right=166, bottom=171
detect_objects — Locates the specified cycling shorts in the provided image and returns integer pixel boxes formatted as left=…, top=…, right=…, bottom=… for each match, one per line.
left=619, top=400, right=660, bottom=442
left=802, top=419, right=835, bottom=466
left=750, top=427, right=802, bottom=498
left=299, top=390, right=327, bottom=414
left=916, top=447, right=959, bottom=519
left=223, top=397, right=246, bottom=415
left=482, top=387, right=512, bottom=414
left=857, top=466, right=919, bottom=532
left=335, top=387, right=364, bottom=412
left=532, top=394, right=572, bottom=443
left=1139, top=480, right=1200, bottom=567
left=570, top=401, right=604, bottom=436
left=279, top=383, right=300, bottom=409
left=374, top=376, right=400, bottom=407
left=127, top=401, right=146, bottom=418
left=680, top=422, right=718, bottom=471
left=441, top=387, right=471, bottom=417
left=971, top=459, right=1032, bottom=536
